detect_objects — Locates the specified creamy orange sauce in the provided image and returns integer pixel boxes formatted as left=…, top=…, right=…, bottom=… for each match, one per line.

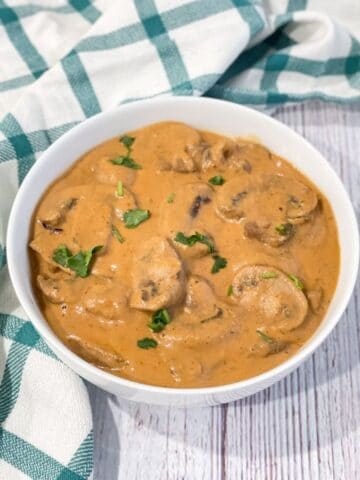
left=29, top=122, right=340, bottom=387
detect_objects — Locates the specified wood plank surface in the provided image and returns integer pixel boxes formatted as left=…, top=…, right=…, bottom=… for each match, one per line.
left=88, top=101, right=360, bottom=480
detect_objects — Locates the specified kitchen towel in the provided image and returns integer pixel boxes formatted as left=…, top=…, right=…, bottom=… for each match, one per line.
left=0, top=1, right=359, bottom=478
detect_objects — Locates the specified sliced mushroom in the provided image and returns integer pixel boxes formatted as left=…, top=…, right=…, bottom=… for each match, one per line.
left=67, top=335, right=129, bottom=373
left=185, top=142, right=212, bottom=170
left=37, top=275, right=81, bottom=304
left=296, top=206, right=327, bottom=247
left=215, top=174, right=317, bottom=247
left=215, top=176, right=255, bottom=222
left=207, top=140, right=253, bottom=173
left=244, top=220, right=293, bottom=247
left=234, top=141, right=271, bottom=168
left=130, top=236, right=186, bottom=311
left=265, top=174, right=318, bottom=224
left=187, top=139, right=255, bottom=173
left=81, top=278, right=128, bottom=322
left=155, top=123, right=202, bottom=173
left=250, top=331, right=288, bottom=358
left=232, top=265, right=308, bottom=332
left=159, top=182, right=213, bottom=237
left=161, top=276, right=239, bottom=347
left=65, top=185, right=115, bottom=250
left=38, top=197, right=77, bottom=228
left=30, top=184, right=116, bottom=265
left=91, top=155, right=137, bottom=187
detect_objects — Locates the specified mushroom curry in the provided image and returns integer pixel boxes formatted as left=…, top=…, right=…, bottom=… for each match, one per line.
left=29, top=122, right=340, bottom=388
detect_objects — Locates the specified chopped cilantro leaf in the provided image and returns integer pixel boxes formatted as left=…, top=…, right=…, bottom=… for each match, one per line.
left=53, top=245, right=102, bottom=278
left=275, top=223, right=293, bottom=236
left=256, top=329, right=274, bottom=344
left=211, top=255, right=227, bottom=274
left=116, top=180, right=124, bottom=197
left=174, top=231, right=215, bottom=254
left=111, top=155, right=142, bottom=169
left=261, top=271, right=278, bottom=279
left=124, top=209, right=150, bottom=228
left=112, top=135, right=141, bottom=169
left=120, top=135, right=135, bottom=148
left=111, top=225, right=125, bottom=243
left=167, top=193, right=175, bottom=204
left=288, top=274, right=304, bottom=290
left=137, top=337, right=158, bottom=349
left=209, top=175, right=225, bottom=186
left=148, top=309, right=171, bottom=333
left=52, top=245, right=72, bottom=268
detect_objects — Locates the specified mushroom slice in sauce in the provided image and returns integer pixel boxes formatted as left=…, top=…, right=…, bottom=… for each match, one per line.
left=244, top=220, right=293, bottom=247
left=159, top=182, right=213, bottom=236
left=265, top=174, right=318, bottom=224
left=91, top=155, right=137, bottom=187
left=30, top=184, right=122, bottom=266
left=207, top=139, right=253, bottom=173
left=38, top=197, right=77, bottom=230
left=232, top=265, right=308, bottom=333
left=37, top=275, right=81, bottom=304
left=161, top=276, right=239, bottom=348
left=81, top=278, right=128, bottom=323
left=250, top=332, right=288, bottom=358
left=155, top=122, right=202, bottom=173
left=215, top=176, right=254, bottom=222
left=235, top=141, right=271, bottom=166
left=216, top=174, right=317, bottom=247
left=67, top=336, right=129, bottom=373
left=188, top=139, right=260, bottom=173
left=130, top=236, right=186, bottom=311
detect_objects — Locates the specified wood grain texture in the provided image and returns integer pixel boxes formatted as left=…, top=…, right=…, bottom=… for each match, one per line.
left=87, top=101, right=360, bottom=480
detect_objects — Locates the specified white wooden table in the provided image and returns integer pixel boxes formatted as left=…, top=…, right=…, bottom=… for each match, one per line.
left=87, top=101, right=360, bottom=480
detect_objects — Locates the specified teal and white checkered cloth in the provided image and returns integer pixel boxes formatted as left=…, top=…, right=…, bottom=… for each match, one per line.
left=0, top=1, right=359, bottom=478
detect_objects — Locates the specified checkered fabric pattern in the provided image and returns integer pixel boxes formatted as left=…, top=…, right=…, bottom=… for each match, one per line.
left=0, top=1, right=359, bottom=478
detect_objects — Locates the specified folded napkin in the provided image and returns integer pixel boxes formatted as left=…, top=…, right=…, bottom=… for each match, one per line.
left=0, top=1, right=359, bottom=478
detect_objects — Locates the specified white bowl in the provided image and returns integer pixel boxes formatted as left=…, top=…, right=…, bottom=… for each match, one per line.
left=7, top=97, right=359, bottom=407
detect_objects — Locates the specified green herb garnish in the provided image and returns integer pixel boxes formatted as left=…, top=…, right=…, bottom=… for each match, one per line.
left=111, top=225, right=124, bottom=243
left=111, top=135, right=142, bottom=169
left=227, top=285, right=233, bottom=296
left=123, top=209, right=150, bottom=228
left=137, top=337, right=158, bottom=349
left=148, top=309, right=171, bottom=333
left=52, top=244, right=102, bottom=278
left=120, top=135, right=135, bottom=148
left=167, top=192, right=175, bottom=204
left=52, top=245, right=72, bottom=268
left=211, top=255, right=227, bottom=274
left=288, top=274, right=304, bottom=290
left=256, top=329, right=274, bottom=344
left=209, top=175, right=225, bottom=186
left=116, top=180, right=124, bottom=197
left=174, top=231, right=215, bottom=254
left=275, top=223, right=293, bottom=236
left=261, top=271, right=278, bottom=279
left=111, top=156, right=142, bottom=169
